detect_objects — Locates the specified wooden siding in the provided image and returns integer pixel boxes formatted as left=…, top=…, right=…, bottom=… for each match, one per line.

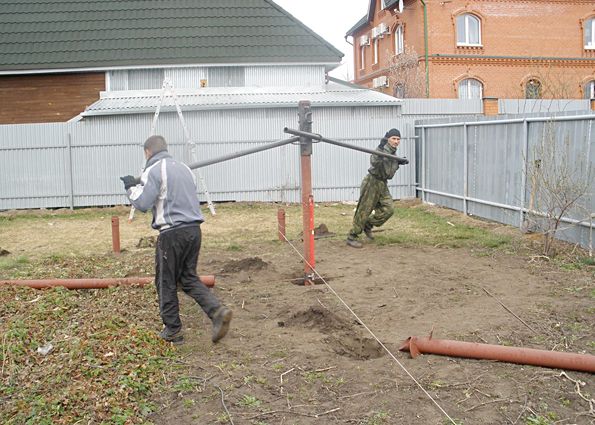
left=0, top=73, right=105, bottom=124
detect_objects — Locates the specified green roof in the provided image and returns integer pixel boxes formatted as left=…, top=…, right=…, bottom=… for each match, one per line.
left=0, top=0, right=343, bottom=74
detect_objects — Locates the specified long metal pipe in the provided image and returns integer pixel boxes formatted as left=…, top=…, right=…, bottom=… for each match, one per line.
left=399, top=336, right=595, bottom=373
left=284, top=128, right=408, bottom=162
left=186, top=136, right=300, bottom=170
left=417, top=187, right=593, bottom=229
left=415, top=113, right=595, bottom=129
left=0, top=276, right=215, bottom=289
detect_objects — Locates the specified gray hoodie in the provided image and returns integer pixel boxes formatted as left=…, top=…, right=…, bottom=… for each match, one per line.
left=127, top=151, right=204, bottom=232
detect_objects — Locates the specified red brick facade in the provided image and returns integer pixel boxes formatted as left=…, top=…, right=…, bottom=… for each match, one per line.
left=351, top=0, right=595, bottom=99
left=0, top=73, right=104, bottom=124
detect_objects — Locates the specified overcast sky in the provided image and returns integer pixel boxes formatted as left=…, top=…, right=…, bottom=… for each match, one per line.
left=272, top=0, right=369, bottom=81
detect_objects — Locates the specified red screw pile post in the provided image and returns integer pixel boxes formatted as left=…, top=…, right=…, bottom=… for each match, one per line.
left=111, top=216, right=121, bottom=254
left=277, top=208, right=286, bottom=241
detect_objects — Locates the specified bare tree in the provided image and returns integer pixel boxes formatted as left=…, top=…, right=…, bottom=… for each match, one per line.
left=524, top=122, right=593, bottom=257
left=502, top=59, right=583, bottom=114
left=387, top=46, right=426, bottom=98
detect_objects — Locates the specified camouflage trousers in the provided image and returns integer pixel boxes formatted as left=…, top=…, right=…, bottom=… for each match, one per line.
left=348, top=174, right=394, bottom=238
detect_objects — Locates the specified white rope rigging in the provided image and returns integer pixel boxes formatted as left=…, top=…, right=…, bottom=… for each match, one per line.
left=279, top=231, right=458, bottom=425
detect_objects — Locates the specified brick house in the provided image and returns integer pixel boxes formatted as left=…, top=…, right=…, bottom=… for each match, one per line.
left=347, top=0, right=595, bottom=99
left=0, top=0, right=343, bottom=124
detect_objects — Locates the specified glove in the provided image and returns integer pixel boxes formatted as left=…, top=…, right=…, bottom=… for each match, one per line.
left=120, top=175, right=139, bottom=190
left=397, top=157, right=409, bottom=165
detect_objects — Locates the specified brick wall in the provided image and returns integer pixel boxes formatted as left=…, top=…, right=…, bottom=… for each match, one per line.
left=352, top=0, right=595, bottom=99
left=0, top=73, right=105, bottom=124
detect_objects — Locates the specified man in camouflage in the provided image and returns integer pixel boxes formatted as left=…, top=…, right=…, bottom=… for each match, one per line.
left=347, top=128, right=409, bottom=248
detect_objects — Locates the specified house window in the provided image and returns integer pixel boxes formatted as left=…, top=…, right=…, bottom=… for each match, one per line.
left=456, top=13, right=481, bottom=46
left=585, top=18, right=595, bottom=49
left=458, top=78, right=483, bottom=99
left=360, top=45, right=365, bottom=69
left=394, top=83, right=405, bottom=98
left=374, top=38, right=379, bottom=64
left=525, top=79, right=542, bottom=99
left=395, top=25, right=404, bottom=55
left=584, top=80, right=595, bottom=99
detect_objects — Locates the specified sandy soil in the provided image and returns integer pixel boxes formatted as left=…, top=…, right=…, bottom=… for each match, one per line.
left=147, top=237, right=595, bottom=425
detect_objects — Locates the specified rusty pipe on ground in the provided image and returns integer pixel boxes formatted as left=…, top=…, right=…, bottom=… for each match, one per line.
left=399, top=335, right=595, bottom=373
left=0, top=276, right=215, bottom=289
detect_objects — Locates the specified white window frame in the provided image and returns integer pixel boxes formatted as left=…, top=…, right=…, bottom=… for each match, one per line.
left=457, top=13, right=482, bottom=46
left=360, top=44, right=366, bottom=69
left=373, top=38, right=379, bottom=64
left=585, top=18, right=595, bottom=49
left=395, top=25, right=404, bottom=55
left=585, top=80, right=595, bottom=99
left=458, top=78, right=483, bottom=99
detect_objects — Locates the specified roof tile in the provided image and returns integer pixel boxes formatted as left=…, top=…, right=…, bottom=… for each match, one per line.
left=0, top=0, right=343, bottom=73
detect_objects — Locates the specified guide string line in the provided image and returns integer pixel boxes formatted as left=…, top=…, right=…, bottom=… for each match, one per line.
left=278, top=231, right=457, bottom=425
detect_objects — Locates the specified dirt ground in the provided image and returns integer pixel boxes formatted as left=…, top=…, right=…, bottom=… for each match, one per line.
left=1, top=203, right=593, bottom=425
left=147, top=237, right=594, bottom=425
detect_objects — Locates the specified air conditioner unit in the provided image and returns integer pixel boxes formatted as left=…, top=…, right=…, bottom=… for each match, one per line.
left=373, top=76, right=389, bottom=88
left=395, top=0, right=404, bottom=13
left=372, top=26, right=384, bottom=39
left=359, top=34, right=370, bottom=46
left=379, top=23, right=390, bottom=35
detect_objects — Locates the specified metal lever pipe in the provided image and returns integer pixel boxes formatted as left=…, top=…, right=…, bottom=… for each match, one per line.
left=283, top=128, right=408, bottom=162
left=187, top=136, right=300, bottom=170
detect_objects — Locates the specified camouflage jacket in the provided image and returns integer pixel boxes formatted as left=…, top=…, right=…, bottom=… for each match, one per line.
left=367, top=142, right=399, bottom=181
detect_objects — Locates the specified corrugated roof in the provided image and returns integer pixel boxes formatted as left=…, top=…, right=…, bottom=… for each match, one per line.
left=81, top=79, right=401, bottom=116
left=0, top=0, right=343, bottom=74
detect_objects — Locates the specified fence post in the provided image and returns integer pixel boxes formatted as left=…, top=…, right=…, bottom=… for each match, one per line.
left=421, top=126, right=426, bottom=203
left=67, top=131, right=74, bottom=210
left=519, top=119, right=529, bottom=229
left=463, top=123, right=468, bottom=215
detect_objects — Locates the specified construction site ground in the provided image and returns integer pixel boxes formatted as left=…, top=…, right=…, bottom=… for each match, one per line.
left=0, top=201, right=593, bottom=425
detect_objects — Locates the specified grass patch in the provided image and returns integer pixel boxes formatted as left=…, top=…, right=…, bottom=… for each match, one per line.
left=0, top=285, right=175, bottom=424
left=376, top=205, right=514, bottom=250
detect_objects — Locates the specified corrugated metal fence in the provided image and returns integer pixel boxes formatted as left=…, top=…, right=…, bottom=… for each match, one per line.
left=0, top=104, right=419, bottom=209
left=2, top=99, right=592, bottom=249
left=416, top=111, right=594, bottom=249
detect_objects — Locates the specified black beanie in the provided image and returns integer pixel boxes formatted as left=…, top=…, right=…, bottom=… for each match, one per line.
left=385, top=128, right=401, bottom=138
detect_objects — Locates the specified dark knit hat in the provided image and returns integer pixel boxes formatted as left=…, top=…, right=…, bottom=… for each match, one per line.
left=385, top=128, right=401, bottom=138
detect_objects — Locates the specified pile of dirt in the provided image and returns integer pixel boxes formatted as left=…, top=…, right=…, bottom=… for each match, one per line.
left=283, top=306, right=384, bottom=360
left=219, top=256, right=269, bottom=273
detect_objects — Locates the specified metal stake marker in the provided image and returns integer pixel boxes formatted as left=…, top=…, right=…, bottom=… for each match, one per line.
left=298, top=101, right=315, bottom=284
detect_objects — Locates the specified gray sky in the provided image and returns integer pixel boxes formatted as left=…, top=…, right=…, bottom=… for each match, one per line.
left=272, top=0, right=369, bottom=80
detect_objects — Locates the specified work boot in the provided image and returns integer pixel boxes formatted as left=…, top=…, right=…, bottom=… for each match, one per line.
left=211, top=306, right=233, bottom=343
left=159, top=327, right=184, bottom=345
left=346, top=236, right=363, bottom=248
left=364, top=224, right=374, bottom=241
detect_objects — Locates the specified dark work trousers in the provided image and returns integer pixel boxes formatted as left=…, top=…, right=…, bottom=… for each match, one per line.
left=155, top=224, right=221, bottom=332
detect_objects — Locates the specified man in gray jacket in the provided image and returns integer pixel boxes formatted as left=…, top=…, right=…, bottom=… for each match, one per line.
left=120, top=135, right=232, bottom=345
